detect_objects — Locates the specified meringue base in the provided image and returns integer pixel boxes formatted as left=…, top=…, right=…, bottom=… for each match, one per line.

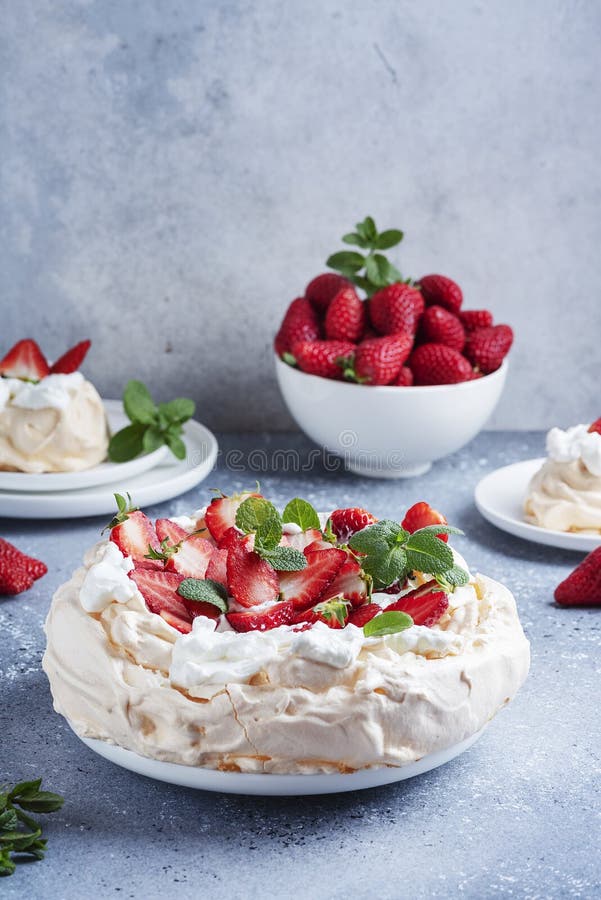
left=524, top=458, right=601, bottom=533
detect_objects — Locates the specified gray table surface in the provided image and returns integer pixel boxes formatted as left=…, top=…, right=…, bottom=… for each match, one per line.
left=2, top=431, right=599, bottom=900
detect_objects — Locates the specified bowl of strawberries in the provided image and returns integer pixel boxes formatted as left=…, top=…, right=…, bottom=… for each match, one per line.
left=275, top=217, right=511, bottom=478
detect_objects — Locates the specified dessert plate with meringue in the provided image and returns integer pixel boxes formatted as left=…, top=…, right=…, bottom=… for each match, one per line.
left=475, top=419, right=601, bottom=552
left=43, top=492, right=529, bottom=794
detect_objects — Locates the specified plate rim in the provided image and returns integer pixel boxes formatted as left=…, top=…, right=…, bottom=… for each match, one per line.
left=475, top=457, right=601, bottom=552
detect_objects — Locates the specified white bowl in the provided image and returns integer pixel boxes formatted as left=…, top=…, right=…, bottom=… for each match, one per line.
left=275, top=355, right=508, bottom=478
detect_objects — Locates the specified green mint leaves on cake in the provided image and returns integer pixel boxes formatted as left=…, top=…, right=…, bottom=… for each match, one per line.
left=235, top=496, right=308, bottom=571
left=0, top=779, right=64, bottom=877
left=108, top=380, right=195, bottom=463
left=326, top=216, right=407, bottom=296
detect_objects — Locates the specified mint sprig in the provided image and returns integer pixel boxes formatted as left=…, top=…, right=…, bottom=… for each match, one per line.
left=177, top=578, right=228, bottom=613
left=349, top=520, right=467, bottom=590
left=326, top=216, right=407, bottom=297
left=108, top=380, right=195, bottom=463
left=235, top=497, right=307, bottom=572
left=0, top=779, right=64, bottom=877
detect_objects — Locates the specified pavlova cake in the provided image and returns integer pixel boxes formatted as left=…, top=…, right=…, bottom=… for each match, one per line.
left=524, top=418, right=601, bottom=533
left=0, top=338, right=108, bottom=473
left=43, top=491, right=530, bottom=774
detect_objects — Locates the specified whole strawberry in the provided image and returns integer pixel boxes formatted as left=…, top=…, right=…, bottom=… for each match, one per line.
left=0, top=557, right=36, bottom=595
left=292, top=339, right=355, bottom=379
left=274, top=297, right=321, bottom=357
left=459, top=309, right=493, bottom=332
left=393, top=366, right=413, bottom=386
left=330, top=507, right=377, bottom=542
left=350, top=334, right=413, bottom=385
left=369, top=283, right=422, bottom=336
left=409, top=343, right=472, bottom=385
left=418, top=275, right=463, bottom=314
left=419, top=305, right=465, bottom=352
left=305, top=273, right=350, bottom=314
left=325, top=286, right=367, bottom=342
left=555, top=547, right=601, bottom=606
left=464, top=324, right=513, bottom=374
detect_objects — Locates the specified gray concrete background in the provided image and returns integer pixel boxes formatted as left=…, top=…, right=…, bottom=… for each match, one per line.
left=1, top=0, right=600, bottom=432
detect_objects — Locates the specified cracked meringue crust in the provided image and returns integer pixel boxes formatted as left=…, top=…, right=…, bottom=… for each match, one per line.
left=43, top=541, right=530, bottom=774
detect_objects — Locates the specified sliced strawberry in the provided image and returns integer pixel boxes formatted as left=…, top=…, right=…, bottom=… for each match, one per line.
left=227, top=600, right=295, bottom=632
left=155, top=519, right=214, bottom=578
left=160, top=609, right=193, bottom=634
left=226, top=536, right=279, bottom=608
left=329, top=507, right=377, bottom=542
left=402, top=501, right=449, bottom=543
left=588, top=418, right=601, bottom=436
left=180, top=596, right=221, bottom=621
left=293, top=596, right=350, bottom=629
left=205, top=547, right=228, bottom=586
left=205, top=491, right=261, bottom=542
left=155, top=518, right=188, bottom=545
left=279, top=547, right=346, bottom=610
left=386, top=585, right=449, bottom=627
left=304, top=538, right=336, bottom=552
left=322, top=558, right=369, bottom=607
left=110, top=510, right=160, bottom=562
left=129, top=569, right=190, bottom=620
left=49, top=339, right=91, bottom=374
left=348, top=603, right=381, bottom=627
left=0, top=339, right=49, bottom=381
left=285, top=528, right=325, bottom=551
left=218, top=526, right=244, bottom=550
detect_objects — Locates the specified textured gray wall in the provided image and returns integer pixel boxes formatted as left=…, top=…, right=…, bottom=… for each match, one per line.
left=1, top=0, right=600, bottom=432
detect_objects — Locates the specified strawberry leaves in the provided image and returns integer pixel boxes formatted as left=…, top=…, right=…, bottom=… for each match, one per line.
left=349, top=520, right=467, bottom=590
left=0, top=779, right=63, bottom=877
left=235, top=497, right=307, bottom=572
left=327, top=216, right=405, bottom=296
left=109, top=380, right=195, bottom=463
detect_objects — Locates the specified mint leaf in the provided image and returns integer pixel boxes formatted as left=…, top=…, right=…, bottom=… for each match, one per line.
left=8, top=780, right=42, bottom=800
left=282, top=498, right=321, bottom=531
left=349, top=520, right=407, bottom=554
left=177, top=578, right=228, bottom=613
left=326, top=251, right=365, bottom=272
left=387, top=262, right=403, bottom=282
left=123, top=380, right=157, bottom=425
left=236, top=497, right=282, bottom=549
left=376, top=229, right=404, bottom=250
left=411, top=525, right=464, bottom=537
left=14, top=792, right=64, bottom=815
left=342, top=232, right=369, bottom=248
left=0, top=849, right=16, bottom=876
left=363, top=610, right=413, bottom=637
left=435, top=565, right=470, bottom=591
left=108, top=423, right=146, bottom=462
left=142, top=426, right=164, bottom=453
left=259, top=546, right=307, bottom=571
left=365, top=253, right=391, bottom=287
left=404, top=531, right=454, bottom=574
left=159, top=398, right=195, bottom=424
left=165, top=431, right=186, bottom=460
left=356, top=216, right=377, bottom=243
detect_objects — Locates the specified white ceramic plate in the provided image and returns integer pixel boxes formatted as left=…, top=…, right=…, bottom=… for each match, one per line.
left=475, top=459, right=601, bottom=552
left=0, top=401, right=167, bottom=493
left=76, top=728, right=486, bottom=796
left=0, top=410, right=218, bottom=519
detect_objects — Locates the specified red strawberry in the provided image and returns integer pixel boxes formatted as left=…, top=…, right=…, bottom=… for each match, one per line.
left=205, top=547, right=228, bottom=586
left=588, top=418, right=601, bottom=436
left=348, top=603, right=381, bottom=627
left=386, top=584, right=449, bottom=626
left=369, top=283, right=422, bottom=335
left=325, top=286, right=367, bottom=342
left=464, top=324, right=513, bottom=374
left=50, top=340, right=91, bottom=374
left=227, top=600, right=295, bottom=632
left=160, top=610, right=193, bottom=633
left=292, top=339, right=355, bottom=380
left=419, top=305, right=465, bottom=352
left=293, top=596, right=350, bottom=629
left=279, top=547, right=346, bottom=609
left=402, top=502, right=448, bottom=542
left=409, top=343, right=472, bottom=385
left=0, top=538, right=47, bottom=580
left=459, top=309, right=493, bottom=332
left=0, top=339, right=49, bottom=381
left=285, top=528, right=325, bottom=552
left=352, top=334, right=413, bottom=385
left=205, top=491, right=261, bottom=542
left=274, top=298, right=321, bottom=357
left=0, top=556, right=36, bottom=595
left=305, top=273, right=350, bottom=314
left=110, top=510, right=160, bottom=563
left=218, top=526, right=243, bottom=550
left=418, top=275, right=463, bottom=314
left=322, top=558, right=370, bottom=606
left=554, top=547, right=601, bottom=606
left=329, top=507, right=377, bottom=542
left=129, top=569, right=190, bottom=620
left=155, top=518, right=214, bottom=578
left=226, top=536, right=279, bottom=608
left=392, top=366, right=413, bottom=386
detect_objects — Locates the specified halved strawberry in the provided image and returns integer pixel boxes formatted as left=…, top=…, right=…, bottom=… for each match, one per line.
left=110, top=510, right=160, bottom=562
left=205, top=547, right=228, bottom=586
left=226, top=536, right=279, bottom=607
left=218, top=526, right=244, bottom=550
left=329, top=507, right=377, bottom=542
left=129, top=569, right=190, bottom=620
left=49, top=339, right=91, bottom=374
left=160, top=609, right=193, bottom=634
left=155, top=518, right=214, bottom=578
left=284, top=528, right=324, bottom=552
left=0, top=339, right=49, bottom=381
left=293, top=596, right=350, bottom=629
left=227, top=600, right=295, bottom=632
left=385, top=583, right=449, bottom=627
left=401, top=501, right=449, bottom=543
left=348, top=603, right=381, bottom=627
left=279, top=547, right=346, bottom=610
left=205, top=491, right=261, bottom=542
left=322, top=558, right=370, bottom=607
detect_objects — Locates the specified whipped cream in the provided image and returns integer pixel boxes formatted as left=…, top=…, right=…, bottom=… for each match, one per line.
left=546, top=425, right=601, bottom=477
left=292, top=622, right=364, bottom=668
left=80, top=542, right=136, bottom=613
left=9, top=372, right=85, bottom=411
